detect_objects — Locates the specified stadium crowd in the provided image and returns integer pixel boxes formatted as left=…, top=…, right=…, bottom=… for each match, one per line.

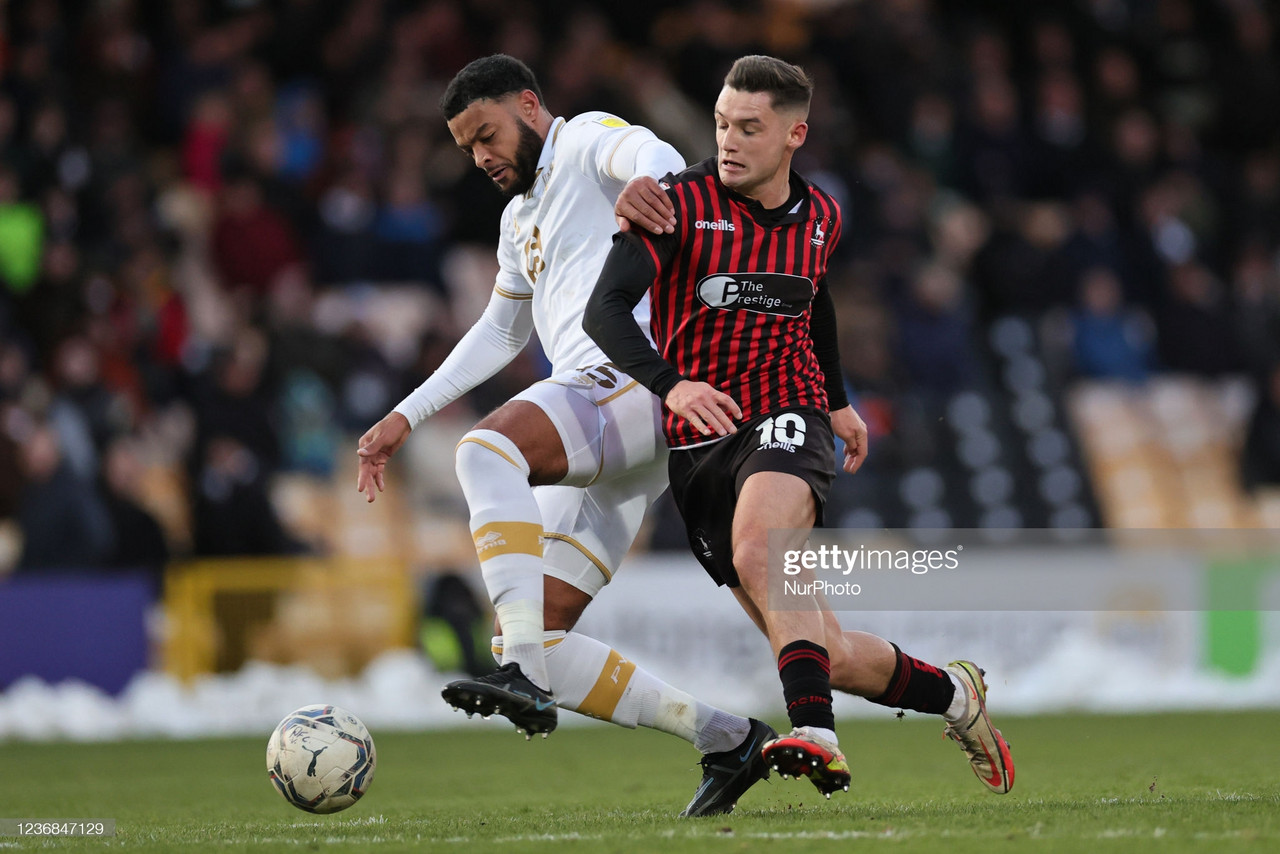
left=2, top=0, right=1279, bottom=575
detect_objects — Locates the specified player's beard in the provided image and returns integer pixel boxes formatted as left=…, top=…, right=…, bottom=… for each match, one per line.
left=501, top=120, right=544, bottom=197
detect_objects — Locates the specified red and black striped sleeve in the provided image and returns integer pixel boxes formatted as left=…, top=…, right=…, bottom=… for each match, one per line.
left=583, top=231, right=685, bottom=400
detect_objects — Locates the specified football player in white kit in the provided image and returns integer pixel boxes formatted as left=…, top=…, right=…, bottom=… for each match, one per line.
left=356, top=55, right=775, bottom=817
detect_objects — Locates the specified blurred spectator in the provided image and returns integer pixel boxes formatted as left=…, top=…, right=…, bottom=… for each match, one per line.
left=190, top=327, right=279, bottom=474
left=1230, top=242, right=1280, bottom=376
left=1157, top=262, right=1241, bottom=376
left=1029, top=69, right=1096, bottom=198
left=0, top=406, right=23, bottom=519
left=955, top=74, right=1032, bottom=204
left=1228, top=151, right=1280, bottom=260
left=108, top=242, right=189, bottom=405
left=100, top=436, right=169, bottom=579
left=1242, top=364, right=1280, bottom=491
left=191, top=435, right=303, bottom=557
left=1060, top=190, right=1129, bottom=286
left=17, top=424, right=115, bottom=570
left=210, top=167, right=304, bottom=298
left=1071, top=267, right=1155, bottom=383
left=972, top=202, right=1074, bottom=318
left=374, top=166, right=445, bottom=286
left=1212, top=3, right=1280, bottom=152
left=1091, top=46, right=1144, bottom=131
left=274, top=83, right=327, bottom=184
left=47, top=334, right=125, bottom=478
left=181, top=90, right=232, bottom=194
left=313, top=167, right=378, bottom=283
left=0, top=165, right=44, bottom=296
left=896, top=262, right=975, bottom=394
left=906, top=92, right=957, bottom=186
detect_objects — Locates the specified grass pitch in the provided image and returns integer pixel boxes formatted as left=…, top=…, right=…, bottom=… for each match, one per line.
left=2, top=710, right=1277, bottom=852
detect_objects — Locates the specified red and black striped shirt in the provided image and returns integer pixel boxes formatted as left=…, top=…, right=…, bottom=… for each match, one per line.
left=585, top=158, right=845, bottom=448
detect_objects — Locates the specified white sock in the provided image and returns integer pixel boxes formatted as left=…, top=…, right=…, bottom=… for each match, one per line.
left=797, top=725, right=839, bottom=746
left=943, top=672, right=968, bottom=722
left=455, top=430, right=548, bottom=691
left=492, top=631, right=751, bottom=753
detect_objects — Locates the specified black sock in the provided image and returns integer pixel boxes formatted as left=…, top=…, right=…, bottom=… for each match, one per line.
left=869, top=643, right=956, bottom=715
left=777, top=640, right=835, bottom=731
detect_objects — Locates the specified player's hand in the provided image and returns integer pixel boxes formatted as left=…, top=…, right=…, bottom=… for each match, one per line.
left=615, top=175, right=676, bottom=235
left=356, top=411, right=412, bottom=503
left=665, top=380, right=742, bottom=437
left=830, top=404, right=868, bottom=474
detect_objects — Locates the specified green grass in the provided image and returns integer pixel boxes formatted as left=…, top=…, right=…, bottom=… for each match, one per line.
left=2, top=711, right=1277, bottom=852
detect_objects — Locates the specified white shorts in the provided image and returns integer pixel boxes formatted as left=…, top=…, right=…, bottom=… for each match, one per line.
left=511, top=364, right=668, bottom=598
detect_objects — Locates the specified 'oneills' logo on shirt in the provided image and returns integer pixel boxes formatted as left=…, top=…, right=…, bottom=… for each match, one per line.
left=695, top=272, right=814, bottom=317
left=695, top=218, right=735, bottom=231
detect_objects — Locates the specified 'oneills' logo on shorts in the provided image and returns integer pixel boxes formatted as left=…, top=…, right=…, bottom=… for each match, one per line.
left=696, top=272, right=813, bottom=317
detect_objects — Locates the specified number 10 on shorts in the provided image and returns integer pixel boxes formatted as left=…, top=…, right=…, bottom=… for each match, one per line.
left=756, top=413, right=807, bottom=450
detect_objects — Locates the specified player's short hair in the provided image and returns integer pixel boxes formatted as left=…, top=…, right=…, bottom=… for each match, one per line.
left=440, top=54, right=543, bottom=121
left=724, top=55, right=813, bottom=114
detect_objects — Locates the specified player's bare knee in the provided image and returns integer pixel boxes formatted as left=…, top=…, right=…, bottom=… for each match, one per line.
left=456, top=429, right=518, bottom=478
left=732, top=535, right=769, bottom=574
left=470, top=402, right=568, bottom=484
left=731, top=538, right=772, bottom=603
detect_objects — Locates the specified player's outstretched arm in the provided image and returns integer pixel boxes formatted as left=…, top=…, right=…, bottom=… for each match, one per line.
left=615, top=175, right=676, bottom=235
left=829, top=404, right=868, bottom=475
left=356, top=411, right=411, bottom=503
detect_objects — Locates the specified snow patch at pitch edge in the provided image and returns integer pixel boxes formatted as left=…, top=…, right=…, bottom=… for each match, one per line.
left=2, top=634, right=1280, bottom=741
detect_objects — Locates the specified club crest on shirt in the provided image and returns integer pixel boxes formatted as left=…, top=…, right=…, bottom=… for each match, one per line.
left=811, top=218, right=828, bottom=247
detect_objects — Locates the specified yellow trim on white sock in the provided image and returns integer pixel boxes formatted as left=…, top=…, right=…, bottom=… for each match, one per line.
left=472, top=521, right=543, bottom=562
left=577, top=649, right=636, bottom=720
left=456, top=436, right=525, bottom=471
left=491, top=636, right=564, bottom=655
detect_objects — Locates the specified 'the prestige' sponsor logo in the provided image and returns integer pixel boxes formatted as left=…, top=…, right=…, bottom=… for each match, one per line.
left=695, top=272, right=813, bottom=316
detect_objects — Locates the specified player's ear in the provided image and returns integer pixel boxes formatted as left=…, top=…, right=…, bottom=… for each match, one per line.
left=518, top=89, right=541, bottom=120
left=788, top=119, right=808, bottom=151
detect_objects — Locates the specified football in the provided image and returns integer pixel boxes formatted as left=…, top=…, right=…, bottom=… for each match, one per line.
left=266, top=705, right=376, bottom=814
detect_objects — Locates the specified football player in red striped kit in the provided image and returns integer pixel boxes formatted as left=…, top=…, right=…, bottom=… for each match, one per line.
left=586, top=55, right=1014, bottom=798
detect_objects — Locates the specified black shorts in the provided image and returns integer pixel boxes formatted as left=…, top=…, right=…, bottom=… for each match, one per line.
left=667, top=407, right=836, bottom=588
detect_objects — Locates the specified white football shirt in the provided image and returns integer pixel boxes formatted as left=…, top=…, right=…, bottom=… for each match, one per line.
left=494, top=113, right=680, bottom=374
left=394, top=112, right=684, bottom=426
